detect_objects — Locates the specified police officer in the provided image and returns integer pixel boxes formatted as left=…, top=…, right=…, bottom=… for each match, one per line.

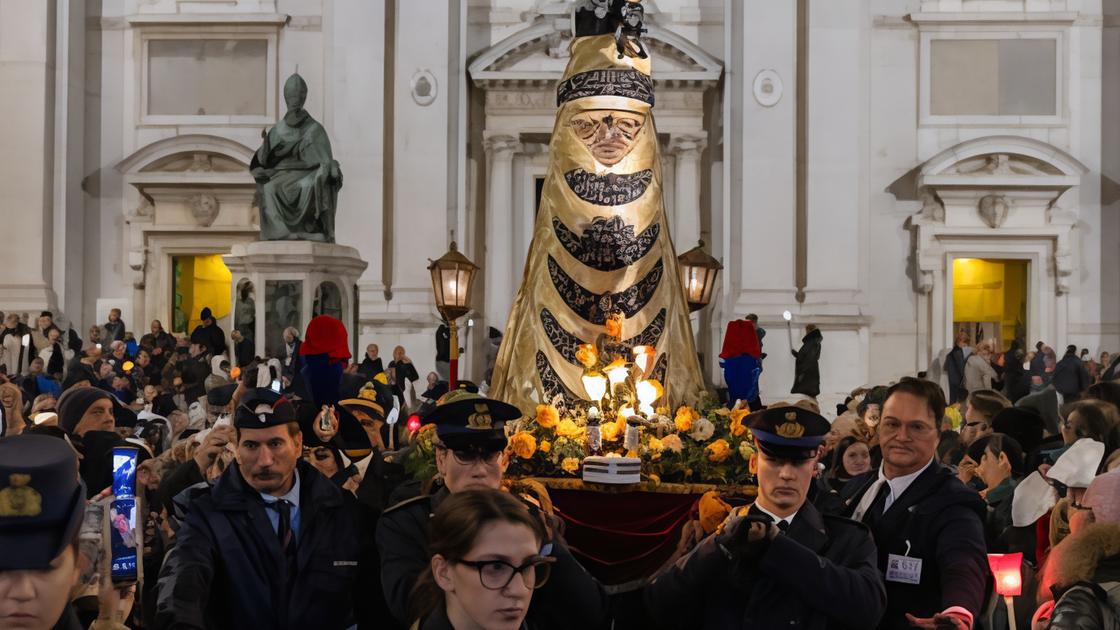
left=0, top=434, right=88, bottom=630
left=155, top=388, right=367, bottom=629
left=376, top=390, right=609, bottom=629
left=645, top=406, right=887, bottom=629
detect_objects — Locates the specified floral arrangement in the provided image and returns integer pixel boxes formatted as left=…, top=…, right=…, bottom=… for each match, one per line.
left=503, top=397, right=757, bottom=485
left=399, top=313, right=757, bottom=488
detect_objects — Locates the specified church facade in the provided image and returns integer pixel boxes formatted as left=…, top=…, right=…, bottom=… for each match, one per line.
left=2, top=0, right=1117, bottom=405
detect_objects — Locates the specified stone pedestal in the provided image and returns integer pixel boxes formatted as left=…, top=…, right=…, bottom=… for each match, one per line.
left=224, top=241, right=368, bottom=362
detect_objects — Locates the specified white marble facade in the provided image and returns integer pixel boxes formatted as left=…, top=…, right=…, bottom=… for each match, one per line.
left=2, top=0, right=1118, bottom=407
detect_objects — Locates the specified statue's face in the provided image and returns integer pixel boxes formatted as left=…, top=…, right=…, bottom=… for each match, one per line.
left=569, top=109, right=646, bottom=166
left=283, top=76, right=308, bottom=111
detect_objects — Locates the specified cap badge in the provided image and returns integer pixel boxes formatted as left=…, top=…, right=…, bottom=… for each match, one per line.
left=468, top=404, right=493, bottom=429
left=0, top=474, right=43, bottom=517
left=776, top=422, right=805, bottom=439
left=784, top=411, right=797, bottom=421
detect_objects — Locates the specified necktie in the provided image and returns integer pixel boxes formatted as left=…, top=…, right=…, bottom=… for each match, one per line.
left=269, top=499, right=298, bottom=578
left=852, top=479, right=891, bottom=523
left=272, top=499, right=294, bottom=550
left=775, top=519, right=789, bottom=532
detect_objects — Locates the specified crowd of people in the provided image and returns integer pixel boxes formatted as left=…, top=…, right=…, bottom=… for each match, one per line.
left=1, top=311, right=1119, bottom=630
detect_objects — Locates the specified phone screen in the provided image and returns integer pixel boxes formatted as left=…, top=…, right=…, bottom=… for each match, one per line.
left=109, top=447, right=140, bottom=584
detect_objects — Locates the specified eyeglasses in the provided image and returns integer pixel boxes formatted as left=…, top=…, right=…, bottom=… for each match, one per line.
left=880, top=419, right=936, bottom=437
left=438, top=446, right=503, bottom=466
left=455, top=556, right=557, bottom=590
left=963, top=421, right=987, bottom=429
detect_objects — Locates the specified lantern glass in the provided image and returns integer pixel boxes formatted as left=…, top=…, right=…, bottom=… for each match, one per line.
left=582, top=373, right=608, bottom=401
left=677, top=241, right=723, bottom=312
left=607, top=365, right=629, bottom=386
left=632, top=345, right=654, bottom=375
left=428, top=242, right=478, bottom=321
left=987, top=553, right=1023, bottom=597
left=636, top=380, right=657, bottom=408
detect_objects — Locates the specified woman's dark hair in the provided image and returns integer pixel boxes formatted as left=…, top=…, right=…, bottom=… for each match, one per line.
left=884, top=377, right=946, bottom=423
left=1085, top=382, right=1120, bottom=410
left=1062, top=400, right=1117, bottom=443
left=937, top=430, right=964, bottom=465
left=857, top=386, right=888, bottom=421
left=966, top=389, right=1012, bottom=423
left=967, top=433, right=1025, bottom=478
left=409, top=489, right=547, bottom=624
left=829, top=436, right=868, bottom=480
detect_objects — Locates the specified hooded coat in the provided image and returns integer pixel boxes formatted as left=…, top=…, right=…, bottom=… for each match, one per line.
left=1036, top=522, right=1120, bottom=629
left=791, top=328, right=823, bottom=397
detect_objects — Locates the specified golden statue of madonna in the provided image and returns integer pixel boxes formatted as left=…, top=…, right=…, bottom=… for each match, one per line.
left=491, top=0, right=705, bottom=414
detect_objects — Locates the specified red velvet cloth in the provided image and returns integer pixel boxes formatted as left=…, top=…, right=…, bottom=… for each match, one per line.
left=549, top=488, right=700, bottom=587
left=720, top=319, right=761, bottom=360
left=300, top=315, right=351, bottom=359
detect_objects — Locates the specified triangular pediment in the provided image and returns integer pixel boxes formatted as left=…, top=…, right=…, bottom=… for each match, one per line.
left=469, top=19, right=722, bottom=89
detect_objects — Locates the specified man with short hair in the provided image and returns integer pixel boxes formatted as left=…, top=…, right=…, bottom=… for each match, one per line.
left=1052, top=344, right=1090, bottom=401
left=30, top=310, right=54, bottom=354
left=357, top=343, right=383, bottom=380
left=646, top=406, right=886, bottom=628
left=190, top=307, right=227, bottom=358
left=836, top=377, right=988, bottom=629
left=156, top=389, right=366, bottom=629
left=101, top=308, right=126, bottom=343
left=376, top=390, right=609, bottom=628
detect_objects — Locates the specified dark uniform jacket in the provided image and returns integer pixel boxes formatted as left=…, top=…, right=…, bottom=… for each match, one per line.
left=945, top=346, right=967, bottom=404
left=644, top=501, right=885, bottom=629
left=836, top=462, right=989, bottom=630
left=376, top=485, right=610, bottom=629
left=155, top=460, right=363, bottom=630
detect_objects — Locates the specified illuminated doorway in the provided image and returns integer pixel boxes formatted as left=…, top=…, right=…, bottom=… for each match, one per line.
left=171, top=255, right=233, bottom=334
left=952, top=258, right=1028, bottom=351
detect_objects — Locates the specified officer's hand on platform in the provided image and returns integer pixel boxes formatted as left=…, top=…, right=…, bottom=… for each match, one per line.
left=905, top=612, right=970, bottom=629
left=314, top=405, right=339, bottom=443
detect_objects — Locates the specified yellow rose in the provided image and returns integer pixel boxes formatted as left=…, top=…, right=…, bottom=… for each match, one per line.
left=706, top=438, right=732, bottom=463
left=674, top=406, right=697, bottom=432
left=509, top=432, right=537, bottom=459
left=539, top=440, right=551, bottom=453
left=661, top=434, right=683, bottom=453
left=729, top=407, right=750, bottom=437
left=738, top=440, right=755, bottom=460
left=561, top=457, right=581, bottom=474
left=535, top=404, right=560, bottom=429
left=647, top=436, right=665, bottom=452
left=576, top=344, right=598, bottom=369
left=601, top=418, right=623, bottom=442
left=556, top=419, right=583, bottom=439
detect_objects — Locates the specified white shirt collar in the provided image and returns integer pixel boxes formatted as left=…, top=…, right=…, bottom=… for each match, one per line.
left=753, top=502, right=796, bottom=526
left=260, top=470, right=300, bottom=508
left=877, top=457, right=935, bottom=508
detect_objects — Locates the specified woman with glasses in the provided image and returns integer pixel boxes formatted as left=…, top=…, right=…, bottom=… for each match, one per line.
left=411, top=489, right=555, bottom=630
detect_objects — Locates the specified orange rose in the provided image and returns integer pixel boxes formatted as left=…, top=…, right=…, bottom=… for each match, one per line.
left=540, top=440, right=552, bottom=453
left=674, top=406, right=698, bottom=433
left=604, top=314, right=623, bottom=339
left=509, top=432, right=537, bottom=459
left=706, top=439, right=732, bottom=463
left=729, top=407, right=750, bottom=437
left=535, top=404, right=560, bottom=429
left=601, top=418, right=624, bottom=442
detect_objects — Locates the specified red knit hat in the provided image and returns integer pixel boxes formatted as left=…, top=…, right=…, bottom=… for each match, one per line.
left=299, top=315, right=351, bottom=360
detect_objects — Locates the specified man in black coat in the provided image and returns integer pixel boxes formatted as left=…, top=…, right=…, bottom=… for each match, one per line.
left=944, top=331, right=970, bottom=404
left=645, top=406, right=886, bottom=629
left=790, top=325, right=822, bottom=397
left=834, top=378, right=989, bottom=630
left=155, top=389, right=369, bottom=630
left=190, top=307, right=227, bottom=358
left=1051, top=345, right=1090, bottom=401
left=375, top=391, right=610, bottom=629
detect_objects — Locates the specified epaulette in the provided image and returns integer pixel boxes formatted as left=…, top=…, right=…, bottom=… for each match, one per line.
left=382, top=493, right=432, bottom=516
